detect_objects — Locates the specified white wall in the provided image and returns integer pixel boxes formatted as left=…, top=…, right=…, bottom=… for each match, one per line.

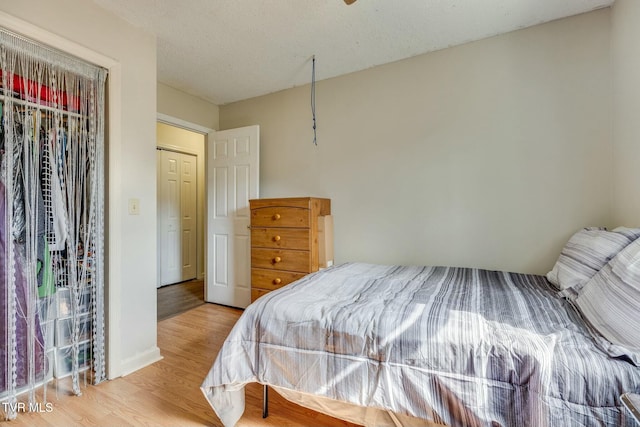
left=611, top=0, right=640, bottom=226
left=0, top=0, right=161, bottom=377
left=156, top=122, right=206, bottom=282
left=220, top=10, right=613, bottom=275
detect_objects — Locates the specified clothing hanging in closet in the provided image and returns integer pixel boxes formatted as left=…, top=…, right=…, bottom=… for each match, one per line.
left=0, top=28, right=107, bottom=421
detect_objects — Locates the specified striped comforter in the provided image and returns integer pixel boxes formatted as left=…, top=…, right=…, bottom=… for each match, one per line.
left=201, top=263, right=640, bottom=426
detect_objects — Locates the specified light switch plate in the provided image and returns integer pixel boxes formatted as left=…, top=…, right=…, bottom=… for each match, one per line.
left=128, top=198, right=140, bottom=215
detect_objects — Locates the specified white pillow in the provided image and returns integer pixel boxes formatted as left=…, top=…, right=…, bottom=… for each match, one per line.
left=575, top=237, right=640, bottom=365
left=546, top=227, right=638, bottom=291
left=612, top=226, right=640, bottom=241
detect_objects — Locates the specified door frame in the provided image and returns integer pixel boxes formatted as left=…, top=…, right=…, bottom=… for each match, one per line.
left=157, top=113, right=212, bottom=285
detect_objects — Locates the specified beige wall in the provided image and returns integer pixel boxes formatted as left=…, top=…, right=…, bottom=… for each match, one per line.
left=158, top=82, right=219, bottom=130
left=221, top=10, right=613, bottom=275
left=156, top=122, right=206, bottom=282
left=0, top=1, right=160, bottom=377
left=612, top=0, right=640, bottom=226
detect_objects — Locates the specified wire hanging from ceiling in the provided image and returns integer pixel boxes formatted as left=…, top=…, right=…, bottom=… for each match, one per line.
left=311, top=55, right=317, bottom=145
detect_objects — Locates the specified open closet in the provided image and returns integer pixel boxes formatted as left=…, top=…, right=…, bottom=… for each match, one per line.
left=0, top=29, right=107, bottom=420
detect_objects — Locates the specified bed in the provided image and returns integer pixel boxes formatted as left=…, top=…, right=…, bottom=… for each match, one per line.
left=201, top=227, right=640, bottom=427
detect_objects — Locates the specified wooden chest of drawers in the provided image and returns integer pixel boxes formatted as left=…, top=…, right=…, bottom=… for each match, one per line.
left=249, top=197, right=331, bottom=302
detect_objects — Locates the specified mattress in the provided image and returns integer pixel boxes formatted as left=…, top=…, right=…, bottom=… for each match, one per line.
left=201, top=262, right=640, bottom=426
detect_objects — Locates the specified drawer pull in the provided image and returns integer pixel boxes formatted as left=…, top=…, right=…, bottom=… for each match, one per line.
left=273, top=278, right=282, bottom=285
left=273, top=256, right=282, bottom=263
left=272, top=213, right=281, bottom=220
left=273, top=235, right=281, bottom=242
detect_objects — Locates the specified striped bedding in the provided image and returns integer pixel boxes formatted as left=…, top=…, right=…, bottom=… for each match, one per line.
left=201, top=263, right=640, bottom=426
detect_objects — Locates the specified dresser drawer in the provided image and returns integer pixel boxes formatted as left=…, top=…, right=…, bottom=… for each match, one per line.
left=251, top=206, right=309, bottom=228
left=251, top=227, right=310, bottom=250
left=251, top=268, right=306, bottom=290
left=251, top=288, right=271, bottom=303
left=251, top=248, right=311, bottom=272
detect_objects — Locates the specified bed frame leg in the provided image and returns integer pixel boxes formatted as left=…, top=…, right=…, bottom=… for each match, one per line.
left=262, top=384, right=269, bottom=418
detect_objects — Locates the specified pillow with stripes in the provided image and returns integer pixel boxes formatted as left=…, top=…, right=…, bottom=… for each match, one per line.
left=611, top=226, right=640, bottom=241
left=575, top=237, right=640, bottom=366
left=546, top=227, right=639, bottom=292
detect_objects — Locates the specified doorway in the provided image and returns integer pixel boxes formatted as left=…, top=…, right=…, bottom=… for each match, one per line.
left=156, top=122, right=206, bottom=289
left=155, top=120, right=259, bottom=315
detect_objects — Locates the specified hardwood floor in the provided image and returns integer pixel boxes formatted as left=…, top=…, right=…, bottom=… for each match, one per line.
left=157, top=279, right=205, bottom=321
left=6, top=303, right=359, bottom=426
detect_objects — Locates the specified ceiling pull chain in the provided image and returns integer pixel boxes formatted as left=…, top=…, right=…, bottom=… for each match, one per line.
left=311, top=55, right=317, bottom=146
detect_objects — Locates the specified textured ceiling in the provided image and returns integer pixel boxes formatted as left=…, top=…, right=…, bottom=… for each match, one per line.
left=90, top=0, right=614, bottom=105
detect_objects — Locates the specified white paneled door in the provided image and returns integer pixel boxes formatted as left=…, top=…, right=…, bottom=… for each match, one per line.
left=158, top=149, right=198, bottom=286
left=206, top=125, right=259, bottom=308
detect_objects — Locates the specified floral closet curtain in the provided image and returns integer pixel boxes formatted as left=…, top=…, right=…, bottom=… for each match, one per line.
left=0, top=29, right=107, bottom=420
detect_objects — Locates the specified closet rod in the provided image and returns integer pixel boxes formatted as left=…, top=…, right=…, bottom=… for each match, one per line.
left=0, top=92, right=83, bottom=119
